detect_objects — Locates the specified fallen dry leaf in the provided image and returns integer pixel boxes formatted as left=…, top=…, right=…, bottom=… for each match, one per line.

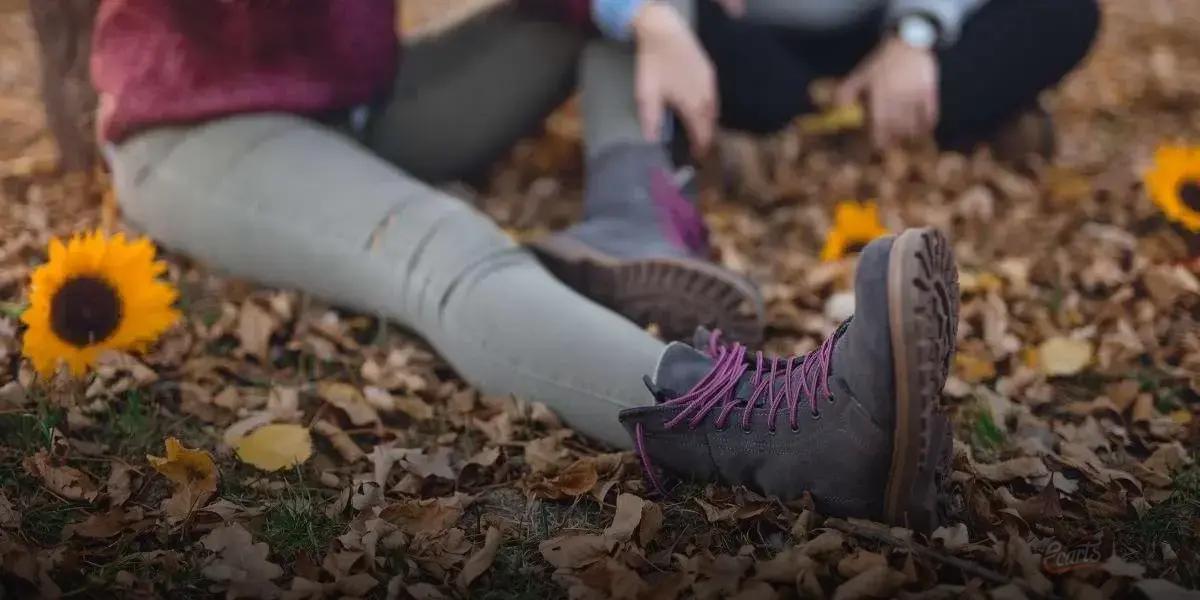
left=457, top=525, right=503, bottom=589
left=529, top=458, right=599, bottom=499
left=974, top=456, right=1049, bottom=483
left=313, top=419, right=366, bottom=463
left=105, top=461, right=134, bottom=506
left=638, top=501, right=664, bottom=547
left=69, top=506, right=138, bottom=539
left=574, top=557, right=649, bottom=599
left=837, top=550, right=889, bottom=579
left=319, top=382, right=380, bottom=426
left=380, top=494, right=470, bottom=536
left=402, top=446, right=457, bottom=480
left=405, top=582, right=448, bottom=600
left=604, top=493, right=645, bottom=544
left=692, top=554, right=752, bottom=599
left=524, top=433, right=571, bottom=474
left=1101, top=554, right=1147, bottom=579
left=236, top=299, right=277, bottom=363
left=1037, top=337, right=1093, bottom=376
left=201, top=522, right=284, bottom=598
left=1133, top=579, right=1200, bottom=600
left=365, top=385, right=434, bottom=421
left=832, top=565, right=907, bottom=600
left=539, top=533, right=609, bottom=569
left=235, top=424, right=313, bottom=471
left=23, top=450, right=99, bottom=502
left=467, top=447, right=501, bottom=468
left=930, top=523, right=970, bottom=552
left=148, top=437, right=218, bottom=519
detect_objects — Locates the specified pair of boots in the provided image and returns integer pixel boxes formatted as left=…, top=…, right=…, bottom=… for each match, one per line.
left=531, top=143, right=962, bottom=530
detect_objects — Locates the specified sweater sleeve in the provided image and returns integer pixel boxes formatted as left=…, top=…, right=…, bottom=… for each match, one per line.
left=886, top=0, right=989, bottom=46
left=591, top=0, right=647, bottom=40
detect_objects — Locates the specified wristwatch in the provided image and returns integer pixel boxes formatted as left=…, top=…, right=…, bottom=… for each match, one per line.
left=896, top=14, right=939, bottom=50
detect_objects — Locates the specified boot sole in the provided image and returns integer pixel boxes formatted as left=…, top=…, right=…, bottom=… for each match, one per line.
left=530, top=236, right=766, bottom=346
left=883, top=228, right=959, bottom=531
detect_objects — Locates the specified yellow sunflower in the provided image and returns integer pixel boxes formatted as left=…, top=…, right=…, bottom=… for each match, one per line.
left=1144, top=144, right=1200, bottom=232
left=21, top=231, right=180, bottom=377
left=821, top=200, right=890, bottom=261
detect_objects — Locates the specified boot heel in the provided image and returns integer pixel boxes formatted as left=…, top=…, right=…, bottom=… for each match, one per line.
left=883, top=228, right=959, bottom=531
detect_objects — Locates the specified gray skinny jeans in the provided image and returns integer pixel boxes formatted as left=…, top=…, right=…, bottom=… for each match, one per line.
left=110, top=0, right=818, bottom=447
left=108, top=6, right=672, bottom=448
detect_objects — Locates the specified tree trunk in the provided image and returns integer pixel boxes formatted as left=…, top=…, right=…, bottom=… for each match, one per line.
left=27, top=0, right=98, bottom=173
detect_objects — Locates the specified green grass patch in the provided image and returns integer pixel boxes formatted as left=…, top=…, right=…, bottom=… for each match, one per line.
left=21, top=501, right=78, bottom=546
left=260, top=482, right=345, bottom=562
left=473, top=539, right=562, bottom=600
left=0, top=301, right=26, bottom=319
left=107, top=391, right=158, bottom=454
left=71, top=548, right=210, bottom=598
left=971, top=409, right=1005, bottom=453
left=0, top=407, right=62, bottom=453
left=1116, top=466, right=1200, bottom=586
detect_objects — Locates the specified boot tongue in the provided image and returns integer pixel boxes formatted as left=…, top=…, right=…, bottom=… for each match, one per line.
left=651, top=342, right=715, bottom=400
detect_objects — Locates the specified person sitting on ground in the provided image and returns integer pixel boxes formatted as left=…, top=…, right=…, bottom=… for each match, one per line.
left=679, top=0, right=1101, bottom=159
left=91, top=0, right=962, bottom=529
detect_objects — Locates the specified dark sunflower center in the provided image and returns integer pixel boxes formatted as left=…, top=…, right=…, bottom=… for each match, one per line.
left=1179, top=180, right=1200, bottom=213
left=49, top=276, right=122, bottom=347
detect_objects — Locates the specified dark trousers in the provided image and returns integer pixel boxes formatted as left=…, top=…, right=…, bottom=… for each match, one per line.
left=696, top=0, right=1101, bottom=147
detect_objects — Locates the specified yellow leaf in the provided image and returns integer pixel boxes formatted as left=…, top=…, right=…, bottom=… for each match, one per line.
left=147, top=437, right=217, bottom=494
left=148, top=437, right=218, bottom=519
left=821, top=201, right=889, bottom=261
left=954, top=354, right=997, bottom=384
left=959, top=271, right=1004, bottom=294
left=235, top=424, right=313, bottom=471
left=1170, top=409, right=1193, bottom=425
left=1021, top=347, right=1040, bottom=370
left=1045, top=167, right=1093, bottom=204
left=797, top=104, right=865, bottom=135
left=1037, top=337, right=1093, bottom=376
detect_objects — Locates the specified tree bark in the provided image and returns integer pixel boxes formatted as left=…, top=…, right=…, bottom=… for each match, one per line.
left=27, top=0, right=99, bottom=173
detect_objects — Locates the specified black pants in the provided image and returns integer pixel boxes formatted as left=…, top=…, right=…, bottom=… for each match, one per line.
left=696, top=0, right=1101, bottom=147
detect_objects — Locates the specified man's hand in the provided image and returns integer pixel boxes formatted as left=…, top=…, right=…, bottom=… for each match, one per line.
left=632, top=1, right=718, bottom=156
left=834, top=37, right=939, bottom=149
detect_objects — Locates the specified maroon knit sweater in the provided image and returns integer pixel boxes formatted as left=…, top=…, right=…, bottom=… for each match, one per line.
left=91, top=0, right=594, bottom=143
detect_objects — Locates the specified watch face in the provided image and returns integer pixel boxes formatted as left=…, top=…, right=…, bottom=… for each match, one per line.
left=900, top=17, right=937, bottom=48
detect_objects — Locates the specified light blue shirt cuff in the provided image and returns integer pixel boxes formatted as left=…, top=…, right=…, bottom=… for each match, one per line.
left=592, top=0, right=648, bottom=41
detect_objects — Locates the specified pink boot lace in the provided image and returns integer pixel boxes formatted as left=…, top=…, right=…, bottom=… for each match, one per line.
left=635, top=326, right=845, bottom=495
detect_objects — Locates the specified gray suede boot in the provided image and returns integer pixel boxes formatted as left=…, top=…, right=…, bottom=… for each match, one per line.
left=620, top=228, right=959, bottom=531
left=530, top=143, right=765, bottom=345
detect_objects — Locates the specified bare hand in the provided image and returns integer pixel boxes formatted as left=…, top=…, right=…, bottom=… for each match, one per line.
left=835, top=37, right=939, bottom=149
left=633, top=2, right=718, bottom=156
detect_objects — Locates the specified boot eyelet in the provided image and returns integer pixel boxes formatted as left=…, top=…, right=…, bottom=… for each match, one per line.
left=741, top=425, right=753, bottom=434
left=790, top=424, right=800, bottom=433
left=767, top=426, right=777, bottom=436
left=714, top=422, right=728, bottom=432
left=810, top=410, right=822, bottom=420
